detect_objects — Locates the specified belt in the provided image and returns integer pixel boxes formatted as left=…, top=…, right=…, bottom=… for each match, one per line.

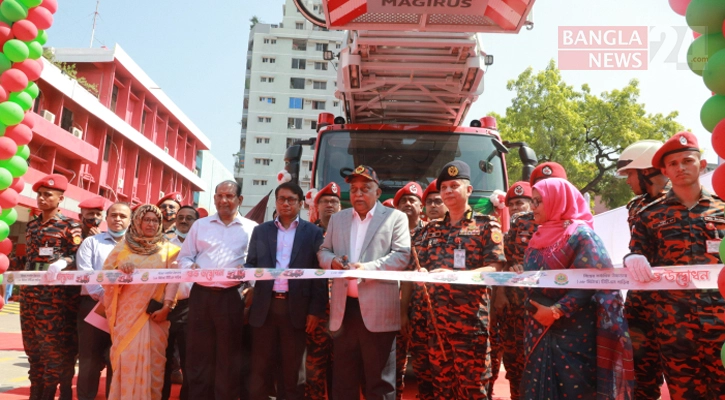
left=273, top=292, right=288, bottom=299
left=28, top=262, right=50, bottom=271
left=193, top=283, right=242, bottom=292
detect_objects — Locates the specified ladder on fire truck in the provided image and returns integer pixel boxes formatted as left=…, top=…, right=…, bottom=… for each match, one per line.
left=293, top=0, right=535, bottom=126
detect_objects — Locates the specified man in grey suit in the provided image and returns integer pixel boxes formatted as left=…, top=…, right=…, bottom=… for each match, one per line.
left=318, top=165, right=411, bottom=400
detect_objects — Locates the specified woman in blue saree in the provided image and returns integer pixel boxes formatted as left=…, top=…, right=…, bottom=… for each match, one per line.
left=521, top=177, right=634, bottom=400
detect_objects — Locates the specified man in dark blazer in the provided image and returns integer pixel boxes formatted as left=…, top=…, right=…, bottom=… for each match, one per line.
left=246, top=182, right=326, bottom=400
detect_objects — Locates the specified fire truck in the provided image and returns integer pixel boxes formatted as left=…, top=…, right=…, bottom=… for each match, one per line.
left=284, top=0, right=538, bottom=223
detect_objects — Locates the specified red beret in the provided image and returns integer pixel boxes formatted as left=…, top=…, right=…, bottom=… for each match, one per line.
left=156, top=191, right=183, bottom=207
left=505, top=181, right=532, bottom=203
left=530, top=162, right=567, bottom=185
left=78, top=196, right=108, bottom=211
left=382, top=198, right=394, bottom=208
left=651, top=131, right=699, bottom=169
left=393, top=182, right=423, bottom=207
left=422, top=180, right=439, bottom=202
left=314, top=182, right=340, bottom=204
left=32, top=174, right=68, bottom=192
left=197, top=207, right=209, bottom=218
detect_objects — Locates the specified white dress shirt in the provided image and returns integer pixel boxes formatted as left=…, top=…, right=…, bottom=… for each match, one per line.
left=76, top=232, right=121, bottom=299
left=347, top=203, right=376, bottom=298
left=178, top=213, right=258, bottom=288
left=170, top=236, right=193, bottom=299
left=272, top=217, right=299, bottom=293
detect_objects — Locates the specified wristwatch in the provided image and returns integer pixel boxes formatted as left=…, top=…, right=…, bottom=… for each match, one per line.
left=550, top=305, right=562, bottom=320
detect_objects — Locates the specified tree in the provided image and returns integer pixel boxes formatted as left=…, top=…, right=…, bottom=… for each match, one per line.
left=250, top=16, right=259, bottom=31
left=491, top=60, right=684, bottom=209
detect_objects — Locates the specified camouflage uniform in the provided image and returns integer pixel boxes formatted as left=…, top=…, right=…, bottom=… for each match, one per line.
left=20, top=213, right=82, bottom=400
left=625, top=191, right=666, bottom=399
left=305, top=221, right=333, bottom=400
left=416, top=209, right=506, bottom=399
left=629, top=189, right=725, bottom=399
left=488, top=211, right=535, bottom=400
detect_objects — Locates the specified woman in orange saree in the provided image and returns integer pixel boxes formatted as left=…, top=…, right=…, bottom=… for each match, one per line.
left=103, top=204, right=180, bottom=400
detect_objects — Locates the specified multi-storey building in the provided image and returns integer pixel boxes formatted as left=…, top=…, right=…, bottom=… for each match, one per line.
left=235, top=0, right=343, bottom=216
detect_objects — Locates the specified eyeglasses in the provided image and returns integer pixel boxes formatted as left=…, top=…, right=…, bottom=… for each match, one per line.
left=142, top=218, right=160, bottom=225
left=276, top=197, right=299, bottom=205
left=531, top=198, right=542, bottom=208
left=425, top=199, right=444, bottom=206
left=319, top=199, right=340, bottom=206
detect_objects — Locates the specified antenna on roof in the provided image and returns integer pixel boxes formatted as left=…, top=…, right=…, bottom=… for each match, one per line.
left=90, top=0, right=100, bottom=48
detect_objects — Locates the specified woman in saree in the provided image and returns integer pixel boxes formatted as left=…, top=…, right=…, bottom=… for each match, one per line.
left=521, top=178, right=634, bottom=400
left=103, top=204, right=180, bottom=400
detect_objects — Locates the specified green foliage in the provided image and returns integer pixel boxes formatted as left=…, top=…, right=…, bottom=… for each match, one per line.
left=250, top=16, right=260, bottom=31
left=42, top=48, right=99, bottom=96
left=494, top=60, right=684, bottom=209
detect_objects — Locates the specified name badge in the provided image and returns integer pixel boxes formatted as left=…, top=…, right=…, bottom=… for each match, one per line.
left=39, top=247, right=54, bottom=257
left=706, top=240, right=721, bottom=254
left=459, top=222, right=480, bottom=236
left=454, top=249, right=466, bottom=269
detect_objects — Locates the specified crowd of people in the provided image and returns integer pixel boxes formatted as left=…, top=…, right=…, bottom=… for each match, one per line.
left=8, top=130, right=725, bottom=400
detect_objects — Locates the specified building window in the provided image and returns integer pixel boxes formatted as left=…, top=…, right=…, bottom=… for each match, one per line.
left=259, top=96, right=276, bottom=104
left=263, top=38, right=276, bottom=44
left=257, top=116, right=272, bottom=123
left=288, top=118, right=302, bottom=129
left=256, top=137, right=270, bottom=144
left=103, top=134, right=112, bottom=162
left=315, top=43, right=328, bottom=52
left=291, top=58, right=306, bottom=69
left=289, top=97, right=303, bottom=109
left=333, top=101, right=339, bottom=107
left=141, top=109, right=147, bottom=134
left=312, top=81, right=327, bottom=90
left=290, top=78, right=305, bottom=89
left=295, top=22, right=304, bottom=30
left=254, top=158, right=271, bottom=165
left=262, top=57, right=276, bottom=63
left=310, top=120, right=318, bottom=129
left=336, top=43, right=341, bottom=49
left=311, top=101, right=326, bottom=110
left=260, top=76, right=274, bottom=83
left=253, top=180, right=268, bottom=186
left=60, top=107, right=73, bottom=132
left=314, top=62, right=327, bottom=70
left=135, top=154, right=141, bottom=178
left=110, top=85, right=119, bottom=112
left=292, top=39, right=307, bottom=51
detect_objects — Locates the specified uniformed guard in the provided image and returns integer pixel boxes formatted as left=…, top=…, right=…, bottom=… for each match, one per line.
left=77, top=196, right=108, bottom=239
left=616, top=140, right=668, bottom=399
left=422, top=179, right=447, bottom=221
left=529, top=161, right=568, bottom=185
left=156, top=191, right=183, bottom=239
left=22, top=174, right=83, bottom=400
left=305, top=182, right=341, bottom=399
left=627, top=132, right=725, bottom=399
left=416, top=161, right=505, bottom=399
left=489, top=181, right=533, bottom=400
left=393, top=181, right=424, bottom=399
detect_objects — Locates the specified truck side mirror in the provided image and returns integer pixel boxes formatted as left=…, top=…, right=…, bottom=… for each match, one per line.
left=284, top=144, right=303, bottom=185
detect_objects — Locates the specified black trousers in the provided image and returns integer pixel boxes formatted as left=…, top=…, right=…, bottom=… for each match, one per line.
left=332, top=297, right=396, bottom=400
left=162, top=298, right=189, bottom=400
left=76, top=295, right=112, bottom=400
left=186, top=284, right=244, bottom=400
left=249, top=297, right=307, bottom=400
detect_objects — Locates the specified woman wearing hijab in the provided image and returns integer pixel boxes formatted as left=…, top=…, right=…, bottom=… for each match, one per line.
left=521, top=178, right=634, bottom=400
left=102, top=204, right=180, bottom=400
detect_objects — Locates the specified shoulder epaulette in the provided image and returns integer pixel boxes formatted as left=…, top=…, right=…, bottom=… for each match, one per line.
left=626, top=194, right=645, bottom=211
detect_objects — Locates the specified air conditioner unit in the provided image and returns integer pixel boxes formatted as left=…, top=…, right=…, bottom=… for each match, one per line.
left=164, top=147, right=169, bottom=153
left=306, top=79, right=313, bottom=84
left=159, top=191, right=165, bottom=198
left=305, top=99, right=312, bottom=103
left=71, top=127, right=83, bottom=138
left=41, top=110, right=55, bottom=123
left=117, top=178, right=124, bottom=188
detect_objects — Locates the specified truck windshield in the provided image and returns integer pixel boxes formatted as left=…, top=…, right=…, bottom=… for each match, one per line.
left=314, top=130, right=506, bottom=196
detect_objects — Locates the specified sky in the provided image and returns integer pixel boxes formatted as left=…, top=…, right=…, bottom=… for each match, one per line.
left=45, top=0, right=718, bottom=175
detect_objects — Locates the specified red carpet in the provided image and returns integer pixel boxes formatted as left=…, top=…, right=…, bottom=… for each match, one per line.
left=0, top=332, right=24, bottom=351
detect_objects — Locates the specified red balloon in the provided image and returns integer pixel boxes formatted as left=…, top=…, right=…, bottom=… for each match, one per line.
left=0, top=137, right=17, bottom=159
left=713, top=120, right=725, bottom=159
left=40, top=0, right=58, bottom=14
left=713, top=164, right=725, bottom=200
left=21, top=111, right=34, bottom=129
left=27, top=6, right=53, bottom=30
left=13, top=59, right=42, bottom=81
left=9, top=176, right=24, bottom=193
left=4, top=123, right=32, bottom=146
left=669, top=0, right=691, bottom=16
left=0, top=188, right=18, bottom=209
left=11, top=20, right=38, bottom=42
left=0, top=238, right=12, bottom=255
left=0, top=253, right=8, bottom=274
left=0, top=295, right=4, bottom=311
left=0, top=23, right=12, bottom=45
left=0, top=85, right=7, bottom=103
left=1, top=69, right=28, bottom=93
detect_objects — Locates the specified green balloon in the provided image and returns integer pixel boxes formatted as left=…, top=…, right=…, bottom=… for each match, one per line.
left=701, top=95, right=725, bottom=132
left=704, top=50, right=725, bottom=95
left=24, top=82, right=39, bottom=99
left=36, top=30, right=47, bottom=46
left=0, top=168, right=12, bottom=191
left=0, top=102, right=23, bottom=126
left=9, top=92, right=32, bottom=112
left=3, top=39, right=29, bottom=63
left=721, top=236, right=725, bottom=263
left=16, top=144, right=29, bottom=160
left=19, top=0, right=42, bottom=7
left=0, top=207, right=17, bottom=225
left=0, top=123, right=6, bottom=136
left=0, top=155, right=28, bottom=178
left=687, top=33, right=725, bottom=76
left=0, top=0, right=28, bottom=22
left=26, top=41, right=42, bottom=60
left=0, top=220, right=8, bottom=241
left=0, top=53, right=11, bottom=74
left=0, top=11, right=11, bottom=25
left=687, top=0, right=725, bottom=34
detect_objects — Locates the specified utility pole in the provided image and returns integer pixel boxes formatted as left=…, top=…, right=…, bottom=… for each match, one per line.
left=90, top=0, right=100, bottom=48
